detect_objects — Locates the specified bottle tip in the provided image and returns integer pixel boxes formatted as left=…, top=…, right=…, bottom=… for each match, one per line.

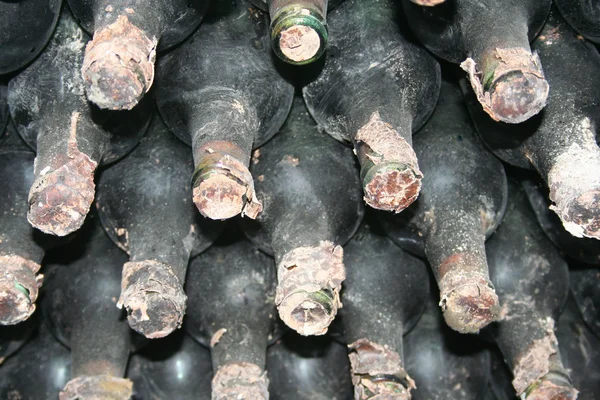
left=271, top=7, right=327, bottom=65
left=0, top=285, right=35, bottom=326
left=60, top=375, right=133, bottom=400
left=525, top=378, right=579, bottom=400
left=278, top=290, right=335, bottom=336
left=488, top=71, right=549, bottom=124
left=557, top=189, right=600, bottom=240
left=193, top=172, right=249, bottom=220
left=27, top=157, right=96, bottom=237
left=212, top=362, right=269, bottom=400
left=440, top=282, right=500, bottom=334
left=119, top=260, right=187, bottom=339
left=362, top=162, right=422, bottom=213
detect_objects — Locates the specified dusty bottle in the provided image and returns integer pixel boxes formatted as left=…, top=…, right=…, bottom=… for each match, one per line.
left=557, top=296, right=600, bottom=399
left=8, top=10, right=151, bottom=237
left=404, top=0, right=550, bottom=124
left=0, top=318, right=71, bottom=400
left=96, top=115, right=223, bottom=339
left=522, top=177, right=600, bottom=265
left=340, top=219, right=429, bottom=399
left=156, top=0, right=294, bottom=221
left=405, top=292, right=491, bottom=400
left=241, top=97, right=364, bottom=336
left=0, top=0, right=62, bottom=74
left=569, top=267, right=600, bottom=340
left=0, top=122, right=53, bottom=325
left=68, top=0, right=209, bottom=110
left=380, top=81, right=506, bottom=334
left=128, top=329, right=212, bottom=400
left=485, top=179, right=578, bottom=400
left=248, top=0, right=343, bottom=65
left=303, top=0, right=440, bottom=214
left=43, top=216, right=142, bottom=400
left=464, top=11, right=600, bottom=240
left=554, top=0, right=600, bottom=43
left=185, top=234, right=276, bottom=400
left=266, top=332, right=354, bottom=400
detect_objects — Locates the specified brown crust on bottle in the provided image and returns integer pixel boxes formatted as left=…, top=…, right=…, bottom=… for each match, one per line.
left=279, top=25, right=321, bottom=63
left=348, top=339, right=416, bottom=400
left=59, top=375, right=133, bottom=400
left=117, top=260, right=186, bottom=339
left=276, top=241, right=345, bottom=336
left=212, top=362, right=269, bottom=400
left=525, top=379, right=579, bottom=400
left=28, top=112, right=97, bottom=237
left=409, top=0, right=446, bottom=5
left=355, top=112, right=423, bottom=213
left=512, top=318, right=559, bottom=395
left=461, top=48, right=549, bottom=124
left=82, top=15, right=157, bottom=110
left=193, top=153, right=262, bottom=221
left=0, top=255, right=42, bottom=325
left=438, top=255, right=500, bottom=333
left=547, top=118, right=600, bottom=240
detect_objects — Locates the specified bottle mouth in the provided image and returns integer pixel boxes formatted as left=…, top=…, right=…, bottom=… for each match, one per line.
left=270, top=5, right=328, bottom=65
left=361, top=161, right=422, bottom=213
left=279, top=288, right=336, bottom=336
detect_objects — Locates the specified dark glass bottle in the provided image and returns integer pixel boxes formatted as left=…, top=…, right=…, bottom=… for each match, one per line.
left=68, top=0, right=210, bottom=110
left=404, top=0, right=551, bottom=123
left=185, top=234, right=276, bottom=400
left=380, top=81, right=507, bottom=334
left=96, top=115, right=223, bottom=339
left=485, top=179, right=577, bottom=400
left=554, top=0, right=600, bottom=43
left=156, top=0, right=294, bottom=221
left=303, top=0, right=440, bottom=214
left=241, top=97, right=364, bottom=336
left=8, top=10, right=150, bottom=237
left=464, top=10, right=600, bottom=240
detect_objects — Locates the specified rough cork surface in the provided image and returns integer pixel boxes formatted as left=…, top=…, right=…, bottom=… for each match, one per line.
left=547, top=117, right=600, bottom=240
left=461, top=48, right=549, bottom=124
left=28, top=112, right=97, bottom=236
left=355, top=112, right=422, bottom=213
left=59, top=375, right=133, bottom=400
left=0, top=255, right=42, bottom=325
left=276, top=241, right=345, bottom=336
left=82, top=15, right=157, bottom=110
left=118, top=260, right=187, bottom=339
left=279, top=25, right=321, bottom=63
left=212, top=362, right=269, bottom=400
left=526, top=379, right=579, bottom=400
left=193, top=154, right=262, bottom=221
left=348, top=339, right=416, bottom=400
left=438, top=260, right=500, bottom=333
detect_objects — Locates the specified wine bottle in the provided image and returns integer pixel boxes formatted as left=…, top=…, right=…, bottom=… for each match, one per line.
left=557, top=296, right=600, bottom=399
left=0, top=319, right=71, bottom=400
left=43, top=215, right=142, bottom=400
left=247, top=0, right=343, bottom=65
left=569, top=267, right=600, bottom=340
left=485, top=179, right=578, bottom=399
left=266, top=332, right=354, bottom=400
left=156, top=0, right=294, bottom=221
left=0, top=122, right=53, bottom=326
left=380, top=81, right=506, bottom=334
left=241, top=97, right=364, bottom=336
left=185, top=234, right=276, bottom=400
left=464, top=10, right=600, bottom=240
left=339, top=219, right=429, bottom=399
left=128, top=329, right=212, bottom=400
left=522, top=177, right=600, bottom=265
left=8, top=10, right=151, bottom=237
left=403, top=0, right=550, bottom=124
left=0, top=0, right=62, bottom=74
left=96, top=115, right=223, bottom=339
left=554, top=0, right=600, bottom=43
left=68, top=0, right=209, bottom=110
left=405, top=293, right=491, bottom=400
left=303, top=0, right=440, bottom=214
